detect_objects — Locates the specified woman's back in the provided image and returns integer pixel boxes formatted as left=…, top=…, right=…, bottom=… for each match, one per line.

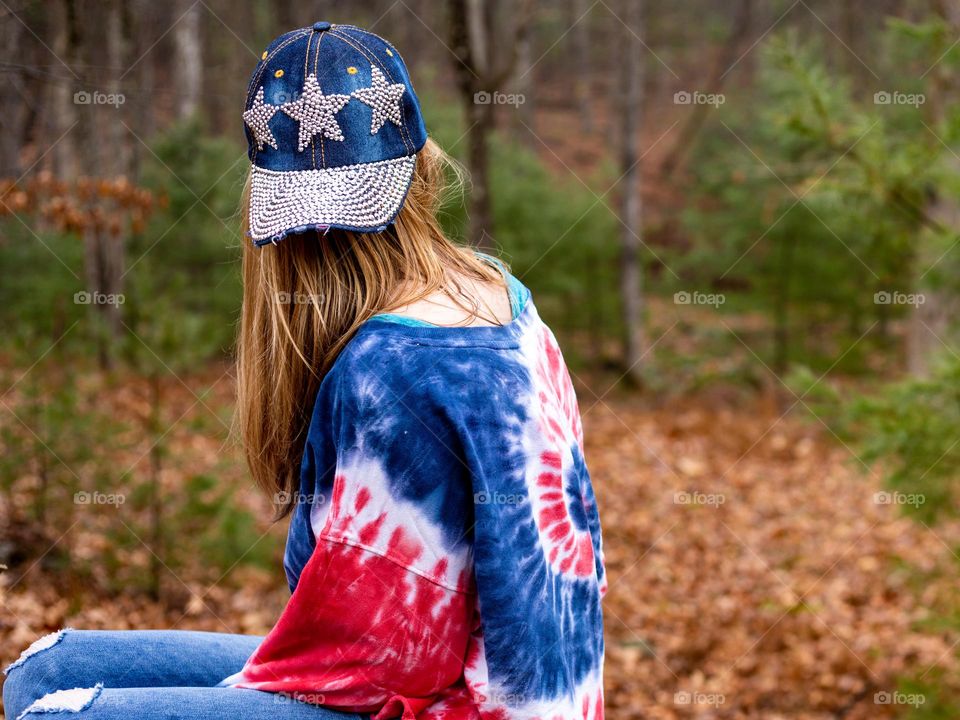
left=224, top=276, right=607, bottom=719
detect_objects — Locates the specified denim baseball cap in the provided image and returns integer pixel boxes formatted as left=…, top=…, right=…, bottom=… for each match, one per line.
left=243, top=22, right=428, bottom=246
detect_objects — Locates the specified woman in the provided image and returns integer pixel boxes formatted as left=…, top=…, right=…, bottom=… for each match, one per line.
left=3, top=22, right=605, bottom=720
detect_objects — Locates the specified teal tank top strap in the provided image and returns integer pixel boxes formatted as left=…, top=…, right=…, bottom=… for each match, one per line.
left=475, top=251, right=530, bottom=320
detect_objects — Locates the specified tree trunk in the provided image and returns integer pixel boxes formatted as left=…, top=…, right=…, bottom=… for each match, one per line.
left=51, top=0, right=80, bottom=180
left=0, top=3, right=30, bottom=177
left=571, top=0, right=593, bottom=133
left=174, top=0, right=202, bottom=120
left=132, top=0, right=157, bottom=177
left=106, top=0, right=131, bottom=179
left=514, top=11, right=535, bottom=138
left=659, top=0, right=753, bottom=179
left=908, top=0, right=960, bottom=377
left=448, top=0, right=535, bottom=250
left=618, top=0, right=646, bottom=386
left=69, top=0, right=127, bottom=364
left=466, top=99, right=496, bottom=250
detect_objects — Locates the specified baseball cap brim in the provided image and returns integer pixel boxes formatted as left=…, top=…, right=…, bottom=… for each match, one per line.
left=248, top=154, right=416, bottom=246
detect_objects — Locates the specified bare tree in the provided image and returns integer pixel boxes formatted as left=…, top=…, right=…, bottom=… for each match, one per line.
left=106, top=0, right=131, bottom=179
left=130, top=0, right=157, bottom=178
left=447, top=0, right=535, bottom=250
left=618, top=0, right=646, bottom=386
left=571, top=0, right=593, bottom=134
left=174, top=0, right=202, bottom=120
left=906, top=0, right=960, bottom=377
left=0, top=3, right=32, bottom=177
left=50, top=0, right=81, bottom=180
left=513, top=11, right=536, bottom=135
left=658, top=0, right=753, bottom=179
left=54, top=0, right=134, bottom=365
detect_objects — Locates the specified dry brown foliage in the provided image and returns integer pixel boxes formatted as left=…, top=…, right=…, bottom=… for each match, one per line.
left=1, top=374, right=958, bottom=719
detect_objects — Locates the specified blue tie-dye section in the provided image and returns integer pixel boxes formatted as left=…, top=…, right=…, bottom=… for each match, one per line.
left=284, top=296, right=604, bottom=702
left=284, top=501, right=314, bottom=593
left=566, top=450, right=591, bottom=533
left=461, top=375, right=604, bottom=699
left=284, top=396, right=323, bottom=592
left=577, top=445, right=606, bottom=591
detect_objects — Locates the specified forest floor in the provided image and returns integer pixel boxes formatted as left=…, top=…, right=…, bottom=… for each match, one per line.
left=2, top=368, right=960, bottom=719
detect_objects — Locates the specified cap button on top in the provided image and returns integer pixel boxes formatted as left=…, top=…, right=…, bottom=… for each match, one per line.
left=312, top=21, right=331, bottom=32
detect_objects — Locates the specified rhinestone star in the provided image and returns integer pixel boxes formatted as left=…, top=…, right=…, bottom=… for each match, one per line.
left=281, top=74, right=351, bottom=151
left=243, top=87, right=278, bottom=151
left=351, top=65, right=405, bottom=134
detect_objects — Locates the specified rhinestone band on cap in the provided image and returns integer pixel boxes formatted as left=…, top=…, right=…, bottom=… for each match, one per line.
left=248, top=155, right=416, bottom=242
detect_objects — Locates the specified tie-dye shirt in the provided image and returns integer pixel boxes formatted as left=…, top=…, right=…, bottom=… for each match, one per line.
left=222, top=277, right=607, bottom=720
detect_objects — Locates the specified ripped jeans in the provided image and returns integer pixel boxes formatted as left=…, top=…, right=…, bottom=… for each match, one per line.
left=2, top=629, right=368, bottom=720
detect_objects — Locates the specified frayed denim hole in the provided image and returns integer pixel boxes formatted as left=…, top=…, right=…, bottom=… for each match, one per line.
left=16, top=683, right=103, bottom=719
left=3, top=629, right=73, bottom=676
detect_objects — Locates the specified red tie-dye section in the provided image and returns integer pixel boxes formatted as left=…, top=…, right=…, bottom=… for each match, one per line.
left=318, top=462, right=474, bottom=595
left=534, top=325, right=583, bottom=448
left=533, top=450, right=595, bottom=578
left=229, top=467, right=475, bottom=713
left=524, top=324, right=601, bottom=586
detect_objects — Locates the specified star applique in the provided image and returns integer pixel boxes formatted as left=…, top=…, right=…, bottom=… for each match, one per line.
left=243, top=87, right=279, bottom=151
left=281, top=74, right=351, bottom=151
left=351, top=65, right=405, bottom=134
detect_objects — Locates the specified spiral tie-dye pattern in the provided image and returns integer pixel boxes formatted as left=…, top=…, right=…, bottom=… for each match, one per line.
left=223, top=285, right=606, bottom=720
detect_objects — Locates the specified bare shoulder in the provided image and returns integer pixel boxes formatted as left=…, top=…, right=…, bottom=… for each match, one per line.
left=385, top=273, right=512, bottom=327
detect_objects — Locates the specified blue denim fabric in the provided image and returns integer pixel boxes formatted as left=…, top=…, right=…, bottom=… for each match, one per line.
left=3, top=629, right=367, bottom=720
left=245, top=24, right=427, bottom=172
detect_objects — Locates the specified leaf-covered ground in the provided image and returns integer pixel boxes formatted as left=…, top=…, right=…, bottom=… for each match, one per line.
left=589, top=392, right=960, bottom=719
left=1, top=375, right=958, bottom=719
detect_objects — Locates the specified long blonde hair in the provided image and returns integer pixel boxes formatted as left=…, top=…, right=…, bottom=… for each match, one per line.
left=236, top=139, right=503, bottom=515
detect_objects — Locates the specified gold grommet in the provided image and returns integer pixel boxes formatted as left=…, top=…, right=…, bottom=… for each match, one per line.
left=261, top=51, right=268, bottom=60
left=385, top=49, right=394, bottom=57
left=347, top=66, right=358, bottom=75
left=274, top=69, right=284, bottom=78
